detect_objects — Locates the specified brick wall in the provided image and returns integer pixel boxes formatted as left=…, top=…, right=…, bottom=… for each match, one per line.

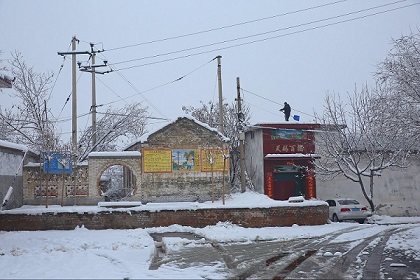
left=0, top=204, right=328, bottom=231
left=140, top=117, right=230, bottom=203
left=23, top=165, right=94, bottom=206
left=88, top=154, right=142, bottom=197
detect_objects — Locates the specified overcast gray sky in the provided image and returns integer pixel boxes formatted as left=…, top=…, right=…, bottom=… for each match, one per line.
left=1, top=0, right=419, bottom=142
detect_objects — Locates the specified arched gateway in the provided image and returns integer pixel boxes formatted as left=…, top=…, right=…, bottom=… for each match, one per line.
left=88, top=151, right=142, bottom=199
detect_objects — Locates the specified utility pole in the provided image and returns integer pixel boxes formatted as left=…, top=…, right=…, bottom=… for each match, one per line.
left=71, top=36, right=78, bottom=159
left=90, top=44, right=97, bottom=150
left=236, top=77, right=246, bottom=193
left=58, top=39, right=107, bottom=158
left=59, top=36, right=90, bottom=161
left=217, top=55, right=224, bottom=135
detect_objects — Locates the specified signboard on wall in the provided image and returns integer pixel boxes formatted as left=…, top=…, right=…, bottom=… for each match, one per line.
left=266, top=171, right=273, bottom=198
left=143, top=148, right=229, bottom=173
left=200, top=149, right=229, bottom=172
left=143, top=149, right=172, bottom=173
left=306, top=170, right=316, bottom=199
left=43, top=152, right=72, bottom=174
left=263, top=128, right=316, bottom=154
left=270, top=129, right=310, bottom=140
left=172, top=149, right=201, bottom=171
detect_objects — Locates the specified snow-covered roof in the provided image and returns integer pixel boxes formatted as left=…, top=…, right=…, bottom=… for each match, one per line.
left=0, top=139, right=28, bottom=152
left=180, top=114, right=230, bottom=142
left=124, top=115, right=230, bottom=150
left=88, top=151, right=141, bottom=158
left=246, top=123, right=321, bottom=132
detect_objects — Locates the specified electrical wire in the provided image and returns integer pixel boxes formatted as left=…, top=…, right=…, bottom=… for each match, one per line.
left=96, top=57, right=216, bottom=109
left=56, top=71, right=83, bottom=121
left=104, top=0, right=349, bottom=52
left=48, top=42, right=71, bottom=101
left=110, top=1, right=417, bottom=72
left=111, top=0, right=407, bottom=67
left=241, top=87, right=315, bottom=119
left=53, top=55, right=215, bottom=124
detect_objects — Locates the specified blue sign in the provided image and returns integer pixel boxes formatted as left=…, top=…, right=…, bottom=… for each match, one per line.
left=43, top=152, right=72, bottom=174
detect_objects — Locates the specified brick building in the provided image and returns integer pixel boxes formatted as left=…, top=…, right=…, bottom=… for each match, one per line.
left=125, top=116, right=230, bottom=203
left=244, top=123, right=320, bottom=200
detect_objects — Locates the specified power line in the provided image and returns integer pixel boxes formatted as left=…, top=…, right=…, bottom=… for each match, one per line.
left=104, top=0, right=349, bottom=52
left=53, top=54, right=216, bottom=124
left=48, top=42, right=71, bottom=101
left=96, top=57, right=216, bottom=109
left=241, top=87, right=315, bottom=119
left=111, top=0, right=406, bottom=67
left=56, top=72, right=83, bottom=121
left=110, top=1, right=416, bottom=72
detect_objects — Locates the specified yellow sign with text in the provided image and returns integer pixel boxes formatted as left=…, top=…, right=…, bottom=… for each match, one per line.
left=201, top=149, right=229, bottom=172
left=143, top=149, right=172, bottom=173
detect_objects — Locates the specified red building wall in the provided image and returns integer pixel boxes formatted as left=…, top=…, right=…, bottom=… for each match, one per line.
left=258, top=123, right=320, bottom=201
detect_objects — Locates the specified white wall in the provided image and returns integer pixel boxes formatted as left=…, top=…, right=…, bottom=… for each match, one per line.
left=0, top=151, right=23, bottom=176
left=317, top=159, right=420, bottom=216
left=244, top=130, right=265, bottom=193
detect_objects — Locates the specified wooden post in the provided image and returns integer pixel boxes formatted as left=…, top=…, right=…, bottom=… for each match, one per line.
left=45, top=172, right=49, bottom=208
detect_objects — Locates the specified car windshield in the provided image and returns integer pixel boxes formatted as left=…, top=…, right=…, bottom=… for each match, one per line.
left=338, top=199, right=359, bottom=205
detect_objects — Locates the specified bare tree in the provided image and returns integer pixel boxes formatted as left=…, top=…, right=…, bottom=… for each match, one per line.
left=182, top=100, right=251, bottom=191
left=315, top=86, right=415, bottom=212
left=376, top=31, right=420, bottom=103
left=1, top=51, right=149, bottom=162
left=0, top=51, right=60, bottom=152
left=376, top=31, right=420, bottom=138
left=77, top=103, right=148, bottom=162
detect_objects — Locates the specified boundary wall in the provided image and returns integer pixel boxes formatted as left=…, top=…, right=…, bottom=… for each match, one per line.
left=0, top=204, right=328, bottom=231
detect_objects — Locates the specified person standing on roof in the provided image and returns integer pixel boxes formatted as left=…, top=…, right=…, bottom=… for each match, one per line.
left=279, top=102, right=291, bottom=121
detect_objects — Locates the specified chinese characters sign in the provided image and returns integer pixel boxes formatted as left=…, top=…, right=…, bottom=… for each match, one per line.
left=264, top=129, right=315, bottom=154
left=201, top=149, right=229, bottom=172
left=143, top=149, right=172, bottom=173
left=266, top=172, right=273, bottom=198
left=143, top=148, right=229, bottom=173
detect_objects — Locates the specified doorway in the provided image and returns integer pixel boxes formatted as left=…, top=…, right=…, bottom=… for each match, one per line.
left=272, top=166, right=304, bottom=200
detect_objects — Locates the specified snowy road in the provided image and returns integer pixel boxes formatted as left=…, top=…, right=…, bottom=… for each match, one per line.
left=1, top=217, right=419, bottom=279
left=149, top=223, right=420, bottom=279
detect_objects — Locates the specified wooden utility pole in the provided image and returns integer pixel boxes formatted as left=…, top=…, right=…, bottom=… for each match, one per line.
left=217, top=55, right=224, bottom=135
left=71, top=36, right=77, bottom=158
left=237, top=77, right=246, bottom=193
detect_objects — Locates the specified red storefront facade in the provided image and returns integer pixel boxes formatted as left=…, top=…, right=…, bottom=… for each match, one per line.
left=245, top=123, right=320, bottom=201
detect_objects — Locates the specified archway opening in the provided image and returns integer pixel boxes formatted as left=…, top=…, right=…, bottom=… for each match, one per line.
left=99, top=164, right=136, bottom=202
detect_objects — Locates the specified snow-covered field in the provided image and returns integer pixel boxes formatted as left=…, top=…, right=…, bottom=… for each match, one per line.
left=1, top=193, right=419, bottom=279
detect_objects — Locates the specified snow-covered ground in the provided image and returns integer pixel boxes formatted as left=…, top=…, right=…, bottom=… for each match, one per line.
left=2, top=192, right=325, bottom=215
left=1, top=193, right=419, bottom=279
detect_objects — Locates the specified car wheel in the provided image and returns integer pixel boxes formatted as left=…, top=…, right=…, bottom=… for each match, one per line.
left=357, top=219, right=366, bottom=224
left=332, top=214, right=340, bottom=222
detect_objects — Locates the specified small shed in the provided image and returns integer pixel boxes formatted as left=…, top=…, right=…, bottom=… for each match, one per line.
left=0, top=140, right=38, bottom=209
left=125, top=115, right=230, bottom=203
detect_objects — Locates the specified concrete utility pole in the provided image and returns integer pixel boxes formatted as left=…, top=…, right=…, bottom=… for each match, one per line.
left=71, top=36, right=78, bottom=158
left=236, top=77, right=246, bottom=193
left=217, top=55, right=224, bottom=135
left=90, top=44, right=97, bottom=151
left=58, top=39, right=107, bottom=158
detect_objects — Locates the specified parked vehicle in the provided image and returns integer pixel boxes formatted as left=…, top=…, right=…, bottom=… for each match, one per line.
left=325, top=198, right=372, bottom=224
